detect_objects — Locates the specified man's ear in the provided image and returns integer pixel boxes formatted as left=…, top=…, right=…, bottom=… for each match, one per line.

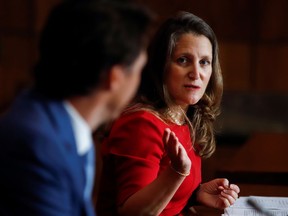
left=105, top=65, right=125, bottom=91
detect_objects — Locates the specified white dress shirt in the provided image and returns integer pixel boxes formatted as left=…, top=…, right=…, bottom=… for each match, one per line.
left=63, top=101, right=93, bottom=156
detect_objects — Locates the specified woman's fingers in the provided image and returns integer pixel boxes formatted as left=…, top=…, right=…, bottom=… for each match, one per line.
left=219, top=187, right=239, bottom=207
left=219, top=196, right=232, bottom=208
left=217, top=181, right=240, bottom=208
left=229, top=184, right=240, bottom=194
left=162, top=128, right=171, bottom=145
left=167, top=131, right=178, bottom=155
left=163, top=128, right=191, bottom=173
left=221, top=189, right=238, bottom=200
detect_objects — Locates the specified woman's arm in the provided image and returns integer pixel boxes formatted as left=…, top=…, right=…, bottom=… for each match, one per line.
left=118, top=128, right=191, bottom=216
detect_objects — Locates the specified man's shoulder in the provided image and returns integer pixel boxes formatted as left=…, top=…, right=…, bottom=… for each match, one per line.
left=0, top=94, right=76, bottom=164
left=0, top=91, right=69, bottom=144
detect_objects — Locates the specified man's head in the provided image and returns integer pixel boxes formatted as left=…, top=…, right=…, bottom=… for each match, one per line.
left=33, top=0, right=153, bottom=101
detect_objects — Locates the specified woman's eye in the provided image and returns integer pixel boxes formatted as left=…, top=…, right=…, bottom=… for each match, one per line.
left=200, top=59, right=211, bottom=66
left=177, top=57, right=188, bottom=65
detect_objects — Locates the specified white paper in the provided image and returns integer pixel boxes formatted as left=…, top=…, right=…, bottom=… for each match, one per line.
left=223, top=196, right=288, bottom=216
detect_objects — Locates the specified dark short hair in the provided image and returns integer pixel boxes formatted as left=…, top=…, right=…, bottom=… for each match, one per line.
left=33, top=0, right=153, bottom=99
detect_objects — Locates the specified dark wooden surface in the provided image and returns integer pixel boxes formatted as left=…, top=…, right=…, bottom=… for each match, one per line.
left=216, top=133, right=288, bottom=185
left=194, top=133, right=288, bottom=215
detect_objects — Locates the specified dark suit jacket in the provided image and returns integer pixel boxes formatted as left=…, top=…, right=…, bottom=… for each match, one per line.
left=0, top=90, right=95, bottom=216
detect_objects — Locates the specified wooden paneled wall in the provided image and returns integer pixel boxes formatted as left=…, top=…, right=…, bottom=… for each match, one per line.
left=0, top=0, right=288, bottom=110
left=0, top=0, right=60, bottom=110
left=137, top=0, right=288, bottom=92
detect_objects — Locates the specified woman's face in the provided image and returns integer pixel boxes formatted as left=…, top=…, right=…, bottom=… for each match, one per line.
left=165, top=33, right=212, bottom=110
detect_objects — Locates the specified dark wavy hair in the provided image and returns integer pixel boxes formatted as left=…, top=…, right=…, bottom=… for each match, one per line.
left=33, top=0, right=153, bottom=100
left=137, top=11, right=223, bottom=158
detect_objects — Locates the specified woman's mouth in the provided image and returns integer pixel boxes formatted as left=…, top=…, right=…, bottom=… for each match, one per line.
left=184, top=84, right=200, bottom=89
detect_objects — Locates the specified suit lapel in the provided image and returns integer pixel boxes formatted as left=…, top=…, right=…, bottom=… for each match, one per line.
left=47, top=101, right=86, bottom=198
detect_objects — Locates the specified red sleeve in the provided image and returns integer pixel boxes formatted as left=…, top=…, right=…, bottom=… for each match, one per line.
left=104, top=111, right=165, bottom=205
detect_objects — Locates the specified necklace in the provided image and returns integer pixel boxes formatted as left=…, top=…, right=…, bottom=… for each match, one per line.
left=165, top=107, right=186, bottom=125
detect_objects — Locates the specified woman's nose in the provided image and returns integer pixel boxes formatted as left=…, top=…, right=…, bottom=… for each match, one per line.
left=188, top=65, right=200, bottom=80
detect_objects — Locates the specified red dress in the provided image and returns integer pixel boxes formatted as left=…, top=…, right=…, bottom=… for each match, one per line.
left=97, top=110, right=202, bottom=216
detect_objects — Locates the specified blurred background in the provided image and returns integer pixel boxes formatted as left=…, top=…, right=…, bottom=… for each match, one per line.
left=0, top=0, right=287, bottom=196
left=1, top=0, right=288, bottom=131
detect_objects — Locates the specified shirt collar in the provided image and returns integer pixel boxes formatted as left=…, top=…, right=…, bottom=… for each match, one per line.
left=63, top=101, right=93, bottom=156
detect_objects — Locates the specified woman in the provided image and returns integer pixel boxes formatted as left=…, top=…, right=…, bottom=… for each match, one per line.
left=96, top=12, right=240, bottom=216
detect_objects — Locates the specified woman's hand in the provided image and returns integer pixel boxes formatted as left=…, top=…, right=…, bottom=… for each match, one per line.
left=163, top=128, right=191, bottom=176
left=196, top=178, right=240, bottom=209
left=118, top=128, right=192, bottom=216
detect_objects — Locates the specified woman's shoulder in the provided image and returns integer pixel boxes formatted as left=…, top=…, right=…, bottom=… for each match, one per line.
left=119, top=105, right=166, bottom=125
left=106, top=105, right=167, bottom=143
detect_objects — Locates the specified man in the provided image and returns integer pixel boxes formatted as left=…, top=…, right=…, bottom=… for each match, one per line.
left=0, top=1, right=152, bottom=215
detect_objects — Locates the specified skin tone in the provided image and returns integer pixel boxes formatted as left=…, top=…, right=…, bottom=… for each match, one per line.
left=118, top=128, right=190, bottom=216
left=165, top=33, right=213, bottom=112
left=118, top=33, right=239, bottom=215
left=106, top=51, right=147, bottom=121
left=165, top=33, right=240, bottom=210
left=68, top=51, right=147, bottom=131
